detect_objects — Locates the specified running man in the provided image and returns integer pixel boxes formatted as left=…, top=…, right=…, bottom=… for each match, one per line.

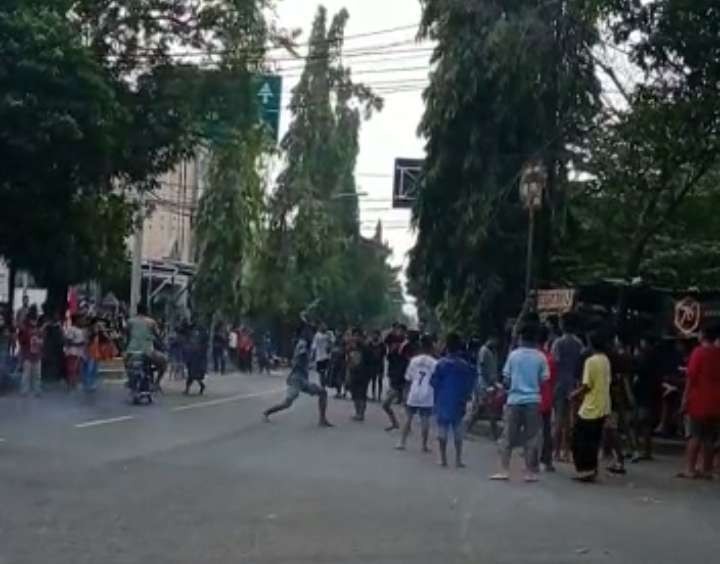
left=396, top=334, right=437, bottom=452
left=263, top=327, right=333, bottom=427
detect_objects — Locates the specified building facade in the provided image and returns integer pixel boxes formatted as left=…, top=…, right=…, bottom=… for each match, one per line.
left=142, top=158, right=203, bottom=263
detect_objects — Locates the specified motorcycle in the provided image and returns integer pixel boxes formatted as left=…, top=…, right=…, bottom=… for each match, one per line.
left=125, top=353, right=155, bottom=405
left=467, top=383, right=507, bottom=440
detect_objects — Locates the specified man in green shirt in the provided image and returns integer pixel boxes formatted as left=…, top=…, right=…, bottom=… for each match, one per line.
left=126, top=303, right=167, bottom=389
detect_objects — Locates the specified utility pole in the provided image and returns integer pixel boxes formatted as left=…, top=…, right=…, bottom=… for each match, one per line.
left=519, top=160, right=547, bottom=301
left=524, top=206, right=536, bottom=299
left=130, top=193, right=145, bottom=316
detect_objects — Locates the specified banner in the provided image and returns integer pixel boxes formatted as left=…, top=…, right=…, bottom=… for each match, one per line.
left=536, top=289, right=575, bottom=314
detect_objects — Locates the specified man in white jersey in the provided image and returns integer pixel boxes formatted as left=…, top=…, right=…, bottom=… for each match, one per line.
left=396, top=334, right=438, bottom=452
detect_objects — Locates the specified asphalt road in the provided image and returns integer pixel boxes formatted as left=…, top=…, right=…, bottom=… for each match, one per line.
left=1, top=371, right=718, bottom=564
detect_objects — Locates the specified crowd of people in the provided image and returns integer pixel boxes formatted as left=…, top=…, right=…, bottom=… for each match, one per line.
left=4, top=295, right=719, bottom=482
left=208, top=323, right=276, bottom=375
left=0, top=296, right=275, bottom=399
left=262, top=314, right=720, bottom=482
left=0, top=295, right=120, bottom=396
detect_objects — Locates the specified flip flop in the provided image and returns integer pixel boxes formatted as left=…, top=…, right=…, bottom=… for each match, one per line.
left=675, top=471, right=699, bottom=479
left=490, top=473, right=510, bottom=481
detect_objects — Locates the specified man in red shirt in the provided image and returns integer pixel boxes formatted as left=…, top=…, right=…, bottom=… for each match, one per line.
left=538, top=326, right=557, bottom=472
left=679, top=324, right=720, bottom=479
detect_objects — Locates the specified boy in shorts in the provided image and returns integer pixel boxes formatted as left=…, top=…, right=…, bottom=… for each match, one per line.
left=396, top=334, right=437, bottom=452
left=430, top=333, right=476, bottom=468
left=264, top=327, right=332, bottom=427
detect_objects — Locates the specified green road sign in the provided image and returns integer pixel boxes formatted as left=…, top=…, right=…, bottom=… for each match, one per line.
left=255, top=74, right=282, bottom=142
left=200, top=74, right=282, bottom=144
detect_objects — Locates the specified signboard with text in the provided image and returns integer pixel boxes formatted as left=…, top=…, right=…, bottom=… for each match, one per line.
left=255, top=74, right=282, bottom=142
left=537, top=289, right=576, bottom=314
left=201, top=73, right=282, bottom=144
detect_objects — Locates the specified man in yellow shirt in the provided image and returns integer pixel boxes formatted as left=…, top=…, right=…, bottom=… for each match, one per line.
left=570, top=331, right=612, bottom=482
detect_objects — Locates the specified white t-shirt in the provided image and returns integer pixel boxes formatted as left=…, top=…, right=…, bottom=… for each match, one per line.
left=64, top=326, right=87, bottom=358
left=312, top=331, right=332, bottom=362
left=405, top=354, right=438, bottom=408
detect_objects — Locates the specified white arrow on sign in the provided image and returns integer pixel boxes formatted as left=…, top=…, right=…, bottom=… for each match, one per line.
left=258, top=82, right=274, bottom=105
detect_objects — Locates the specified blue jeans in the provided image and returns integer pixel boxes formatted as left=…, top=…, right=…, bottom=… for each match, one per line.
left=83, top=358, right=99, bottom=391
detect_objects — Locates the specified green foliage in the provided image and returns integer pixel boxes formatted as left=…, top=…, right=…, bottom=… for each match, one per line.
left=193, top=133, right=267, bottom=320
left=0, top=0, right=273, bottom=304
left=182, top=1, right=273, bottom=321
left=554, top=1, right=720, bottom=295
left=246, top=6, right=400, bottom=330
left=409, top=0, right=601, bottom=330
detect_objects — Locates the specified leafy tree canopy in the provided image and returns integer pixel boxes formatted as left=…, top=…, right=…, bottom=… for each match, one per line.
left=246, top=6, right=401, bottom=332
left=409, top=0, right=601, bottom=331
left=0, top=0, right=274, bottom=309
left=554, top=1, right=720, bottom=302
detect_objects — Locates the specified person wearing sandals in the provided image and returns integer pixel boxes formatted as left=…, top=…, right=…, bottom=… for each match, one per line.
left=678, top=324, right=720, bottom=480
left=491, top=323, right=549, bottom=482
left=570, top=331, right=612, bottom=482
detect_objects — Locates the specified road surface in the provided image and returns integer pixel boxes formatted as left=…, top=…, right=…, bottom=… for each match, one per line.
left=1, top=371, right=718, bottom=564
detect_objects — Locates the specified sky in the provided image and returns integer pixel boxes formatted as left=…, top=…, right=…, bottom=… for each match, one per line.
left=271, top=0, right=431, bottom=311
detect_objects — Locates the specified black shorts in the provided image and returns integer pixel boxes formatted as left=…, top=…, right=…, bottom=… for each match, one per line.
left=316, top=359, right=329, bottom=372
left=406, top=405, right=432, bottom=418
left=688, top=418, right=720, bottom=441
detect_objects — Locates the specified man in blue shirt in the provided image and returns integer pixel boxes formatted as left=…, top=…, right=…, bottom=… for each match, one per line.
left=491, top=323, right=549, bottom=482
left=431, top=333, right=476, bottom=468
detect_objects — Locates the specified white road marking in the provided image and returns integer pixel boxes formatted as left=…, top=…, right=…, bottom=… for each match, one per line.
left=75, top=415, right=136, bottom=429
left=0, top=438, right=6, bottom=444
left=171, top=388, right=284, bottom=412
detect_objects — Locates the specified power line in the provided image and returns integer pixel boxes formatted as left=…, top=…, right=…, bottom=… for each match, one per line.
left=115, top=37, right=427, bottom=64
left=131, top=23, right=421, bottom=58
left=275, top=49, right=433, bottom=73
left=279, top=64, right=430, bottom=80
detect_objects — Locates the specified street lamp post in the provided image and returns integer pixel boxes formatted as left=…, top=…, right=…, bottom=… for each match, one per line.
left=519, top=160, right=547, bottom=300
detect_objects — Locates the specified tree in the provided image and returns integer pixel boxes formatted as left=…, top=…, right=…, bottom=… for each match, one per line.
left=189, top=0, right=270, bottom=322
left=247, top=6, right=400, bottom=334
left=409, top=0, right=601, bottom=331
left=0, top=0, right=272, bottom=309
left=554, top=1, right=720, bottom=314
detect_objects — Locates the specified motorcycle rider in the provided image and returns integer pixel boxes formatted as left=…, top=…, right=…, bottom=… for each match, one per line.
left=125, top=303, right=167, bottom=390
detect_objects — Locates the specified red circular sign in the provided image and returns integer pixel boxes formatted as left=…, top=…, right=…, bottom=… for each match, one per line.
left=674, top=297, right=701, bottom=335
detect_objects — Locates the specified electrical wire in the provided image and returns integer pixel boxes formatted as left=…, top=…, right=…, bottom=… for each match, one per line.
left=110, top=38, right=428, bottom=65
left=279, top=64, right=431, bottom=80
left=128, top=23, right=422, bottom=58
left=274, top=49, right=433, bottom=73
